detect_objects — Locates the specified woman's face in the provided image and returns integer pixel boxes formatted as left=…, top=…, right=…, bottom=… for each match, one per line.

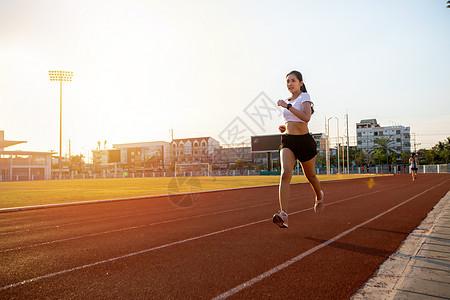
left=286, top=74, right=303, bottom=94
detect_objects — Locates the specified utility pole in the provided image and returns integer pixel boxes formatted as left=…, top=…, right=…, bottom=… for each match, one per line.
left=324, top=117, right=328, bottom=175
left=335, top=117, right=340, bottom=174
left=326, top=117, right=332, bottom=175
left=412, top=133, right=420, bottom=153
left=346, top=113, right=350, bottom=174
left=340, top=137, right=345, bottom=173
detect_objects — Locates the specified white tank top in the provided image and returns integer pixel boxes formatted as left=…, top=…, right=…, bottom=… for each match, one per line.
left=282, top=93, right=313, bottom=123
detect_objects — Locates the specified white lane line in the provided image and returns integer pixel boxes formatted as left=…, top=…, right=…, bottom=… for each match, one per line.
left=1, top=185, right=392, bottom=253
left=0, top=202, right=271, bottom=253
left=0, top=196, right=254, bottom=236
left=212, top=179, right=449, bottom=300
left=0, top=187, right=391, bottom=291
left=0, top=183, right=371, bottom=236
left=0, top=214, right=275, bottom=291
left=0, top=191, right=276, bottom=236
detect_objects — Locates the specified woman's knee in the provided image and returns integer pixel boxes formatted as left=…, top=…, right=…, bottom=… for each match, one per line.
left=281, top=169, right=293, bottom=181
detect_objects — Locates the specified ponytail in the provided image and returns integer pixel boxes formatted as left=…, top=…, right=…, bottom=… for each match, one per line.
left=301, top=83, right=307, bottom=93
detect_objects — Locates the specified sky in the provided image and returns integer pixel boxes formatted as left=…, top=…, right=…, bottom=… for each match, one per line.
left=1, top=0, right=449, bottom=159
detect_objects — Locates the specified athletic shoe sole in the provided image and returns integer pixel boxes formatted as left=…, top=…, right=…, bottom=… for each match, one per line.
left=273, top=214, right=288, bottom=228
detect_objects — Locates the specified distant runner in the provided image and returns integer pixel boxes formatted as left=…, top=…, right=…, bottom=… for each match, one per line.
left=409, top=153, right=419, bottom=181
left=273, top=70, right=324, bottom=229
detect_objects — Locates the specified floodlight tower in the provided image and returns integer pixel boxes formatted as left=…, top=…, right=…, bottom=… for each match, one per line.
left=49, top=71, right=73, bottom=180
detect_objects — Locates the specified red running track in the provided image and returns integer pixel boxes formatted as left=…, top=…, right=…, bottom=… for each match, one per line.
left=1, top=174, right=449, bottom=299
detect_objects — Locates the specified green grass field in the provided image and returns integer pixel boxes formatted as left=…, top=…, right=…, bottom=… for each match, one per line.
left=0, top=174, right=385, bottom=209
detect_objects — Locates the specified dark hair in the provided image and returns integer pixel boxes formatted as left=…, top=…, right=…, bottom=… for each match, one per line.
left=286, top=70, right=313, bottom=114
left=286, top=70, right=307, bottom=93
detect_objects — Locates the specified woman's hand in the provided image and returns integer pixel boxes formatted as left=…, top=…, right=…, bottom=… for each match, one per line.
left=279, top=125, right=286, bottom=133
left=277, top=100, right=287, bottom=108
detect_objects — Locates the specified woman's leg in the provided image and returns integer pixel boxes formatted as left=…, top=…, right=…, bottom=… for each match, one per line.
left=278, top=148, right=296, bottom=212
left=299, top=155, right=323, bottom=201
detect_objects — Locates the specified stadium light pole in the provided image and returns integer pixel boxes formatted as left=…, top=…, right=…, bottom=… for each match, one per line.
left=49, top=71, right=73, bottom=180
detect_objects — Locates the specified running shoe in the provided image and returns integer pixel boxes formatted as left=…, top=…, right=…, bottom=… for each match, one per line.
left=314, top=191, right=324, bottom=214
left=273, top=211, right=288, bottom=228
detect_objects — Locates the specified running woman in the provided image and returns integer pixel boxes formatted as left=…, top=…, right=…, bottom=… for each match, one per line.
left=272, top=71, right=324, bottom=228
left=409, top=153, right=419, bottom=181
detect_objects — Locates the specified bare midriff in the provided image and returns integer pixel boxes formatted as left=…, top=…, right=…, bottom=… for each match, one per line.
left=285, top=121, right=309, bottom=135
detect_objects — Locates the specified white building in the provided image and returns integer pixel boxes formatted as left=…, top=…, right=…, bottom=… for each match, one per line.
left=0, top=131, right=53, bottom=181
left=356, top=119, right=411, bottom=153
left=171, top=137, right=220, bottom=164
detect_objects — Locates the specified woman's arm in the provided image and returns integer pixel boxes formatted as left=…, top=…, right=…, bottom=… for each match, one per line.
left=288, top=101, right=312, bottom=123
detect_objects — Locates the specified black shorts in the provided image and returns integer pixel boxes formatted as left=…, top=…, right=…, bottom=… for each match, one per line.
left=411, top=167, right=418, bottom=171
left=280, top=133, right=318, bottom=162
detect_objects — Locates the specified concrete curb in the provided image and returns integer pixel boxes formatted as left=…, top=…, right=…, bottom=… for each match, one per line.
left=351, top=190, right=450, bottom=299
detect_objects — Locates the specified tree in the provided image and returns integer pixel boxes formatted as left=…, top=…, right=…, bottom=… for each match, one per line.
left=372, top=148, right=385, bottom=166
left=373, top=136, right=395, bottom=165
left=316, top=152, right=326, bottom=167
left=400, top=152, right=410, bottom=164
left=431, top=137, right=450, bottom=163
left=389, top=151, right=399, bottom=165
left=353, top=149, right=366, bottom=167
left=235, top=158, right=245, bottom=170
left=69, top=155, right=85, bottom=174
left=416, top=137, right=450, bottom=164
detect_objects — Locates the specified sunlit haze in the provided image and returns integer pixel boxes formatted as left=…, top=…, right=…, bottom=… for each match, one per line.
left=1, top=0, right=449, bottom=158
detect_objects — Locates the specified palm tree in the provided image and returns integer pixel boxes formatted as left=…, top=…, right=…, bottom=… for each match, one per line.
left=373, top=136, right=395, bottom=166
left=431, top=137, right=450, bottom=163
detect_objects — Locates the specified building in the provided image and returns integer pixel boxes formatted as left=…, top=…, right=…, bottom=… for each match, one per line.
left=90, top=137, right=221, bottom=174
left=92, top=149, right=109, bottom=174
left=111, top=141, right=171, bottom=172
left=311, top=133, right=327, bottom=152
left=214, top=145, right=252, bottom=169
left=0, top=131, right=53, bottom=181
left=356, top=119, right=411, bottom=153
left=170, top=137, right=220, bottom=164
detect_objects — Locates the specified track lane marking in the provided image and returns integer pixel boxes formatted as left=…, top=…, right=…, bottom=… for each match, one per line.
left=212, top=179, right=449, bottom=300
left=0, top=186, right=395, bottom=291
left=1, top=185, right=397, bottom=253
left=0, top=202, right=270, bottom=253
left=0, top=192, right=273, bottom=235
left=0, top=183, right=375, bottom=235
